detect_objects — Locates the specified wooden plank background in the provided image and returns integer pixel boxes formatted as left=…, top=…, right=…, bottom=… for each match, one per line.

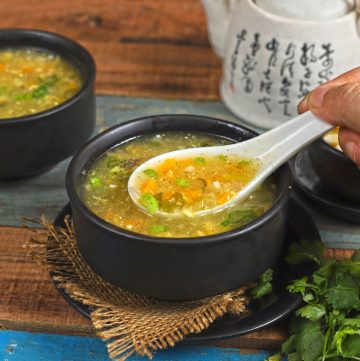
left=0, top=0, right=358, bottom=355
left=0, top=0, right=222, bottom=100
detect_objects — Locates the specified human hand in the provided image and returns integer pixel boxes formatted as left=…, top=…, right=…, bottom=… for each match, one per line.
left=298, top=67, right=360, bottom=167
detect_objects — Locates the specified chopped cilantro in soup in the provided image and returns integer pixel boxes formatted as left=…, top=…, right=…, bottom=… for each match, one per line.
left=0, top=48, right=83, bottom=119
left=81, top=133, right=276, bottom=238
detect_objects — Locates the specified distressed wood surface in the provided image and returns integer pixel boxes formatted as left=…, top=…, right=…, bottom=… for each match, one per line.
left=0, top=225, right=286, bottom=349
left=0, top=223, right=354, bottom=346
left=0, top=330, right=278, bottom=361
left=0, top=0, right=221, bottom=100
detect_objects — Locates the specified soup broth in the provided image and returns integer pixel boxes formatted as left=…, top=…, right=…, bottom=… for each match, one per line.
left=0, top=48, right=83, bottom=119
left=82, top=132, right=276, bottom=238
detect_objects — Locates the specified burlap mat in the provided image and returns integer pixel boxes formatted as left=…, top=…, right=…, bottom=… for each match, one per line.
left=24, top=216, right=253, bottom=361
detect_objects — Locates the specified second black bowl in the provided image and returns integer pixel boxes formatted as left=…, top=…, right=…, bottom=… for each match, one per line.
left=66, top=115, right=292, bottom=300
left=308, top=138, right=360, bottom=202
left=0, top=29, right=96, bottom=179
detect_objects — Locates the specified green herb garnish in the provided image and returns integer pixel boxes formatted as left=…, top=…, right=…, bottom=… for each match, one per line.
left=194, top=157, right=206, bottom=165
left=238, top=160, right=251, bottom=166
left=218, top=154, right=227, bottom=161
left=89, top=176, right=102, bottom=187
left=149, top=225, right=169, bottom=234
left=16, top=74, right=59, bottom=100
left=278, top=242, right=360, bottom=361
left=175, top=178, right=189, bottom=187
left=221, top=209, right=257, bottom=227
left=251, top=269, right=273, bottom=299
left=139, top=193, right=159, bottom=215
left=109, top=165, right=126, bottom=175
left=15, top=93, right=32, bottom=101
left=144, top=169, right=158, bottom=178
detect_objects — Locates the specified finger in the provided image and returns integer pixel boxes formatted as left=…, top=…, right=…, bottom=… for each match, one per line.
left=297, top=94, right=310, bottom=114
left=325, top=66, right=360, bottom=86
left=297, top=67, right=360, bottom=114
left=307, top=82, right=360, bottom=133
left=338, top=127, right=360, bottom=167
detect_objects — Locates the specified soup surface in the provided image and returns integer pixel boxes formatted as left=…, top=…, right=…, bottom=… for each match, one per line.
left=0, top=48, right=83, bottom=119
left=133, top=154, right=260, bottom=215
left=82, top=132, right=276, bottom=238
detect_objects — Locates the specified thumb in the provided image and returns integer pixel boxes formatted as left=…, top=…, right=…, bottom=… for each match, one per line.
left=338, top=127, right=360, bottom=167
left=307, top=83, right=360, bottom=134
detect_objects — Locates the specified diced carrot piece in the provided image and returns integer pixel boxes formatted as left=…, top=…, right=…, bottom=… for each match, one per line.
left=188, top=189, right=203, bottom=200
left=124, top=219, right=141, bottom=227
left=158, top=158, right=177, bottom=174
left=162, top=191, right=175, bottom=200
left=0, top=63, right=5, bottom=72
left=182, top=191, right=193, bottom=204
left=140, top=179, right=157, bottom=194
left=22, top=66, right=33, bottom=74
left=217, top=192, right=230, bottom=205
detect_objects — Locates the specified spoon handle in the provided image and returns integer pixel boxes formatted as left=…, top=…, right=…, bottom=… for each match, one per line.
left=257, top=111, right=333, bottom=168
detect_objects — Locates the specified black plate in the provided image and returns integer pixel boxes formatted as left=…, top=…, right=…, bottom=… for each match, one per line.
left=52, top=197, right=320, bottom=342
left=291, top=149, right=360, bottom=224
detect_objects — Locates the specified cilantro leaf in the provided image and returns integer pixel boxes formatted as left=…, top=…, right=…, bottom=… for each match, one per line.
left=89, top=176, right=101, bottom=187
left=144, top=169, right=158, bottom=178
left=149, top=225, right=168, bottom=234
left=282, top=246, right=360, bottom=361
left=286, top=240, right=325, bottom=266
left=139, top=193, right=159, bottom=215
left=194, top=157, right=205, bottom=165
left=282, top=319, right=324, bottom=361
left=334, top=327, right=360, bottom=358
left=175, top=177, right=189, bottom=187
left=251, top=269, right=273, bottom=299
left=295, top=304, right=326, bottom=321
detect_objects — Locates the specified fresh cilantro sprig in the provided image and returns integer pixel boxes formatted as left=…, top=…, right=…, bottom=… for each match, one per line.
left=251, top=269, right=273, bottom=300
left=274, top=240, right=360, bottom=361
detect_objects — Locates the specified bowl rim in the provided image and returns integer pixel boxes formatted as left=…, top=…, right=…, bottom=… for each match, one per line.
left=0, top=28, right=96, bottom=124
left=66, top=114, right=292, bottom=246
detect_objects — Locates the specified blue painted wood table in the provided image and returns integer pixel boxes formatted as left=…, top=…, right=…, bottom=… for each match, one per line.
left=0, top=95, right=359, bottom=361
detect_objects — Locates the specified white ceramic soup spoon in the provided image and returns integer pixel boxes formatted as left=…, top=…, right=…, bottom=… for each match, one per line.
left=128, top=111, right=333, bottom=217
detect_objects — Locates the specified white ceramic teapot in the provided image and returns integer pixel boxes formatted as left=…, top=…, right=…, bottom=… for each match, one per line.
left=201, top=0, right=360, bottom=129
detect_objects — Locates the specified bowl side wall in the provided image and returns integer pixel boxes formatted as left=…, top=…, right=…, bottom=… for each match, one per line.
left=72, top=198, right=287, bottom=300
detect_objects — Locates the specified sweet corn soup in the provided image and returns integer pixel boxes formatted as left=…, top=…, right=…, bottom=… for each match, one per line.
left=82, top=133, right=276, bottom=238
left=0, top=48, right=83, bottom=119
left=134, top=155, right=260, bottom=215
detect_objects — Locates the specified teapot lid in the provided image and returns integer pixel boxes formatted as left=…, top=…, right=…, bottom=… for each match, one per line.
left=254, top=0, right=356, bottom=20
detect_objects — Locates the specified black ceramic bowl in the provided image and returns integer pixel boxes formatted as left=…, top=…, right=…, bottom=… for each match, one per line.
left=308, top=137, right=360, bottom=202
left=66, top=115, right=292, bottom=301
left=0, top=29, right=96, bottom=179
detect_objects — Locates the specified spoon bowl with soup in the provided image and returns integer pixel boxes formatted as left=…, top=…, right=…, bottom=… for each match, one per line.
left=129, top=112, right=333, bottom=217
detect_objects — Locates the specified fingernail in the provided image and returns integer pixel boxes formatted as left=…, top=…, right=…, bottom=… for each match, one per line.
left=309, top=87, right=328, bottom=108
